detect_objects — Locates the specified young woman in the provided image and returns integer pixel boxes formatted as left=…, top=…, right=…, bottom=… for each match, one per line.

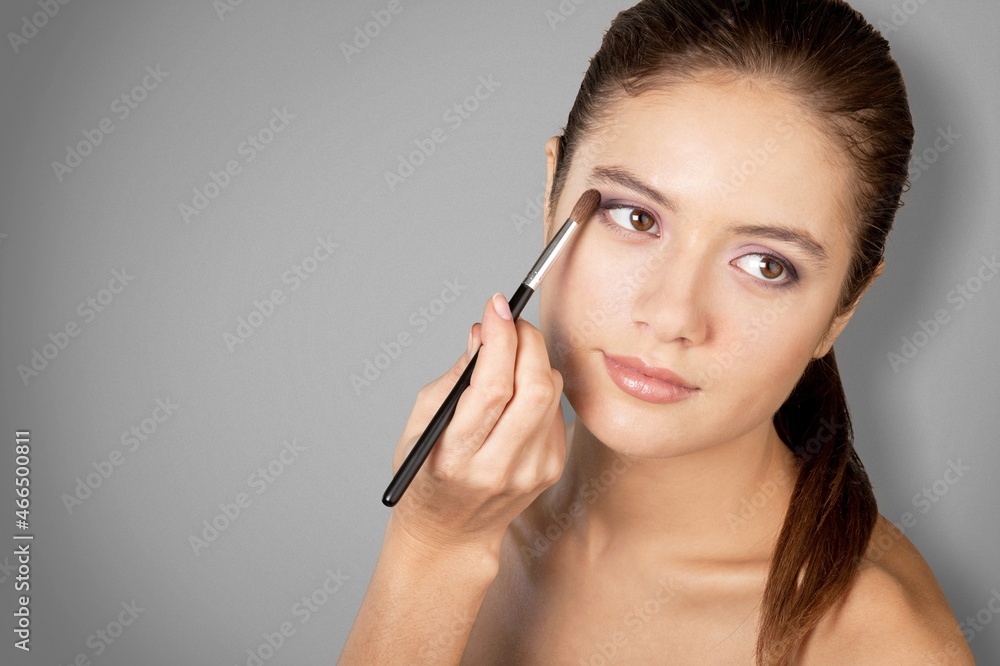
left=340, top=1, right=975, bottom=663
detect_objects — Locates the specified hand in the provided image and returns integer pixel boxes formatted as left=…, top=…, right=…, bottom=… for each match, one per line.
left=389, top=292, right=567, bottom=560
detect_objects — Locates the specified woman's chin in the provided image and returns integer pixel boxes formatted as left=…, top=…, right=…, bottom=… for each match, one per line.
left=571, top=409, right=713, bottom=460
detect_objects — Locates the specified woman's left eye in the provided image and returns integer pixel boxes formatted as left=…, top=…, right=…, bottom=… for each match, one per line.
left=601, top=205, right=659, bottom=235
left=733, top=253, right=795, bottom=286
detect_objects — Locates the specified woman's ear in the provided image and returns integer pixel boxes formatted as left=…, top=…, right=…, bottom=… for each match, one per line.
left=812, top=259, right=885, bottom=358
left=543, top=136, right=561, bottom=243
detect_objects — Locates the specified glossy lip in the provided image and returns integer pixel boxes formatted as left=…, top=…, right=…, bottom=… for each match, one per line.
left=602, top=351, right=700, bottom=404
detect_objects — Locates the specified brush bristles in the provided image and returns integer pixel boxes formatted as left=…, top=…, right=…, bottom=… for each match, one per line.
left=570, top=189, right=602, bottom=225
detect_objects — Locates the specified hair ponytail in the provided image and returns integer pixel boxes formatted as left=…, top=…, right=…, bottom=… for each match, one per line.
left=764, top=348, right=878, bottom=663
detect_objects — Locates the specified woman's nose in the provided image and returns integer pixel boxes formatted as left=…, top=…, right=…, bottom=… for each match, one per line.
left=628, top=247, right=710, bottom=346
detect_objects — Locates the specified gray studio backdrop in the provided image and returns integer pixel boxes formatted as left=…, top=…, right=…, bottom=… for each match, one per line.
left=0, top=0, right=997, bottom=663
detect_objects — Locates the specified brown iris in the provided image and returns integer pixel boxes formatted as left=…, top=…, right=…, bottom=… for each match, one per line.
left=630, top=209, right=655, bottom=231
left=758, top=256, right=784, bottom=280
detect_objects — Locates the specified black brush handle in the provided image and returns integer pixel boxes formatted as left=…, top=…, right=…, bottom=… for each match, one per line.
left=382, top=283, right=534, bottom=507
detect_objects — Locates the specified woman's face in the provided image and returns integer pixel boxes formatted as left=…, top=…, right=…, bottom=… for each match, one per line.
left=539, top=78, right=860, bottom=458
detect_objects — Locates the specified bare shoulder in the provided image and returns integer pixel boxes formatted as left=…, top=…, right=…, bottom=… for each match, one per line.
left=796, top=513, right=975, bottom=664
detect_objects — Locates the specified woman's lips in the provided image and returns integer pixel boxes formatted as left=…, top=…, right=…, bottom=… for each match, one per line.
left=602, top=351, right=699, bottom=404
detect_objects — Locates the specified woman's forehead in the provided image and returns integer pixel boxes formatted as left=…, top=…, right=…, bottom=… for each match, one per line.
left=572, top=85, right=857, bottom=245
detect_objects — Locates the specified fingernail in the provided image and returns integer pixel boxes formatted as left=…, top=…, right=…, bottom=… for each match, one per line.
left=492, top=292, right=512, bottom=321
left=467, top=325, right=474, bottom=358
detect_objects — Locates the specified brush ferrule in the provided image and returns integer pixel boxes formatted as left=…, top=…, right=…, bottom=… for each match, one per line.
left=522, top=217, right=580, bottom=290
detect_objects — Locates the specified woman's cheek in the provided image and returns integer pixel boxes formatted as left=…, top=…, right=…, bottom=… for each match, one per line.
left=738, top=325, right=815, bottom=410
left=581, top=252, right=656, bottom=332
left=541, top=296, right=598, bottom=395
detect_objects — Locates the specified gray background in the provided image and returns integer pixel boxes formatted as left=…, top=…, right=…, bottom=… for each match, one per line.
left=0, top=0, right=997, bottom=663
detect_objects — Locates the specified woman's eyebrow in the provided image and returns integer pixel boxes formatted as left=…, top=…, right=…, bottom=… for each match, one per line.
left=587, top=164, right=829, bottom=264
left=588, top=165, right=680, bottom=213
left=723, top=223, right=829, bottom=264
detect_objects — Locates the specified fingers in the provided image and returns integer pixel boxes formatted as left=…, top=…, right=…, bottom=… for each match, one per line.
left=394, top=292, right=515, bottom=472
left=522, top=397, right=569, bottom=490
left=444, top=293, right=518, bottom=457
left=395, top=291, right=563, bottom=486
left=469, top=322, right=481, bottom=358
left=476, top=319, right=564, bottom=474
left=387, top=291, right=570, bottom=551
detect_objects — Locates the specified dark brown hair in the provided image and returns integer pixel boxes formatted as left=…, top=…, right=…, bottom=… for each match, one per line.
left=547, top=0, right=914, bottom=662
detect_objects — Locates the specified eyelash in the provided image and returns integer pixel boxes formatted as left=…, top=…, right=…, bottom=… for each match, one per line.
left=597, top=203, right=658, bottom=239
left=596, top=202, right=800, bottom=290
left=737, top=253, right=798, bottom=290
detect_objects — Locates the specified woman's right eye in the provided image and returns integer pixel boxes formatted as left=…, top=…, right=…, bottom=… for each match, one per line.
left=600, top=204, right=659, bottom=236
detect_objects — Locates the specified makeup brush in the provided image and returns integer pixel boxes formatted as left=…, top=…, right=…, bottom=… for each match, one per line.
left=382, top=189, right=602, bottom=507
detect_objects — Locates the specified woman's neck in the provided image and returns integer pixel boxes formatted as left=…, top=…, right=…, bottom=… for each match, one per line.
left=528, top=418, right=801, bottom=571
